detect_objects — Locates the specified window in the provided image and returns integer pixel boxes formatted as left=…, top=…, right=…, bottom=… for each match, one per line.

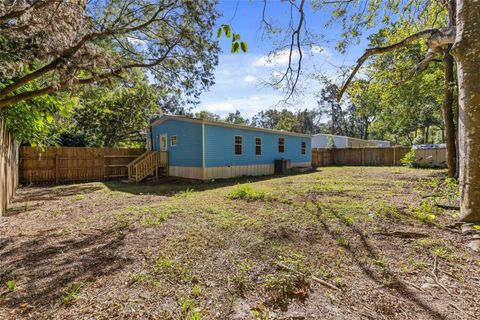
left=278, top=137, right=285, bottom=153
left=170, top=135, right=177, bottom=147
left=255, top=137, right=262, bottom=155
left=301, top=141, right=306, bottom=155
left=234, top=135, right=243, bottom=155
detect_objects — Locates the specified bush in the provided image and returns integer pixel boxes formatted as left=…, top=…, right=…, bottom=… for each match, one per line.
left=400, top=150, right=417, bottom=168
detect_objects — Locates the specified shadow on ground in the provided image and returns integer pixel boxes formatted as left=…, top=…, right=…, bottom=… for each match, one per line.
left=315, top=205, right=447, bottom=319
left=0, top=227, right=131, bottom=308
left=103, top=170, right=318, bottom=196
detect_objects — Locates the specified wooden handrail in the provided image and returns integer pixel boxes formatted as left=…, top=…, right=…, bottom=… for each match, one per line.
left=127, top=151, right=151, bottom=168
left=127, top=151, right=168, bottom=182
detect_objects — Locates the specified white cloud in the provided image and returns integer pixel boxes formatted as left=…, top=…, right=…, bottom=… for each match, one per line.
left=251, top=46, right=332, bottom=68
left=252, top=49, right=300, bottom=67
left=243, top=75, right=257, bottom=83
left=201, top=102, right=235, bottom=114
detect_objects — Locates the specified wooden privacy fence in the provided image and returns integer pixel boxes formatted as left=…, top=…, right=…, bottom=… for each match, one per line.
left=312, top=147, right=412, bottom=167
left=0, top=117, right=19, bottom=215
left=20, top=147, right=145, bottom=184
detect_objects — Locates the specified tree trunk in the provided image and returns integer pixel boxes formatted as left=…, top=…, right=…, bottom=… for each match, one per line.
left=452, top=0, right=480, bottom=222
left=443, top=47, right=457, bottom=178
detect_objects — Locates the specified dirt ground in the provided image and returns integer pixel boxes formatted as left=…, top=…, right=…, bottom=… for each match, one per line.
left=0, top=167, right=479, bottom=320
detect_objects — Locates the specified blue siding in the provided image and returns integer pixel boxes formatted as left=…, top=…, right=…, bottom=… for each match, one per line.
left=151, top=119, right=202, bottom=167
left=204, top=124, right=311, bottom=167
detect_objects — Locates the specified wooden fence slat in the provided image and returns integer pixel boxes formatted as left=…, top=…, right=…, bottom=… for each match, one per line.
left=19, top=146, right=145, bottom=184
left=311, top=146, right=442, bottom=168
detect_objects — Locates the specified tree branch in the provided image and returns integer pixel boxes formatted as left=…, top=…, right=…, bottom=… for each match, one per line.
left=337, top=27, right=455, bottom=100
left=0, top=1, right=176, bottom=102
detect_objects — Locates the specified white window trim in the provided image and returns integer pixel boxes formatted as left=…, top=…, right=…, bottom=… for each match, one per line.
left=170, top=135, right=177, bottom=147
left=234, top=135, right=243, bottom=156
left=255, top=137, right=262, bottom=156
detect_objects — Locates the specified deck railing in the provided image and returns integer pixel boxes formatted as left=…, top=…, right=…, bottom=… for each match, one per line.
left=127, top=151, right=168, bottom=182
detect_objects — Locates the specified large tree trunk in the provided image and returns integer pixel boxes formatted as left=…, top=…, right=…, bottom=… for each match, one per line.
left=442, top=47, right=457, bottom=178
left=452, top=0, right=480, bottom=222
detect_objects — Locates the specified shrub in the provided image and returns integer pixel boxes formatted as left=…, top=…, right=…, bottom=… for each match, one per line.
left=400, top=150, right=417, bottom=168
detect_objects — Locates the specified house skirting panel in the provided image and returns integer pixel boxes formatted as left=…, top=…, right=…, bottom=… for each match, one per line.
left=169, top=166, right=204, bottom=180
left=169, top=162, right=311, bottom=180
left=290, top=161, right=311, bottom=168
left=203, top=164, right=275, bottom=180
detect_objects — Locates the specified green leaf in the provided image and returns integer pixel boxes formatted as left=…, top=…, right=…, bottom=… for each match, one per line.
left=233, top=33, right=241, bottom=41
left=232, top=42, right=240, bottom=53
left=240, top=41, right=248, bottom=53
left=223, top=25, right=231, bottom=38
left=216, top=27, right=222, bottom=38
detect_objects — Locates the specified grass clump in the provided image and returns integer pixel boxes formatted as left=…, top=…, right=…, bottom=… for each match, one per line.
left=140, top=207, right=171, bottom=228
left=61, top=282, right=87, bottom=305
left=6, top=279, right=16, bottom=292
left=114, top=206, right=173, bottom=229
left=228, top=185, right=266, bottom=202
left=264, top=254, right=310, bottom=303
left=410, top=200, right=438, bottom=224
left=178, top=297, right=203, bottom=320
left=232, top=260, right=255, bottom=295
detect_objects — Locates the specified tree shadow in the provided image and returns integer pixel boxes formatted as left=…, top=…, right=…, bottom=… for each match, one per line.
left=102, top=170, right=319, bottom=196
left=314, top=205, right=447, bottom=319
left=0, top=227, right=131, bottom=309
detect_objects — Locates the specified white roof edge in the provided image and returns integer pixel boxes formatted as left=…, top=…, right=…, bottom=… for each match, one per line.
left=312, top=133, right=390, bottom=143
left=151, top=114, right=311, bottom=138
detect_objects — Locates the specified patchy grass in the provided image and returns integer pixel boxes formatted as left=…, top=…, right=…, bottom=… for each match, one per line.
left=228, top=184, right=267, bottom=201
left=1, top=167, right=478, bottom=320
left=61, top=282, right=87, bottom=305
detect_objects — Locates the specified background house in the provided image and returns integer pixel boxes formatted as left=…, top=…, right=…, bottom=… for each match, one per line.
left=148, top=115, right=311, bottom=180
left=311, top=133, right=390, bottom=148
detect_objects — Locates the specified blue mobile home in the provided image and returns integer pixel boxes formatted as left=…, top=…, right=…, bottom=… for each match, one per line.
left=148, top=115, right=311, bottom=180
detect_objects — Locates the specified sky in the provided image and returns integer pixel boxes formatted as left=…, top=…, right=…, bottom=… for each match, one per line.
left=197, top=0, right=373, bottom=119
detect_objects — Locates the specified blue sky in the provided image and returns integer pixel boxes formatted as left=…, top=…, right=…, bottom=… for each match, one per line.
left=197, top=0, right=372, bottom=119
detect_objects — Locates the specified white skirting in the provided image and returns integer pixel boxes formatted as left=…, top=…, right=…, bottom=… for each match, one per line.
left=169, top=162, right=311, bottom=180
left=169, top=166, right=204, bottom=180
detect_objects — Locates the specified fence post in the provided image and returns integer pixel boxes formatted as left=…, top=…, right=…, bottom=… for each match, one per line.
left=393, top=147, right=396, bottom=166
left=55, top=150, right=59, bottom=184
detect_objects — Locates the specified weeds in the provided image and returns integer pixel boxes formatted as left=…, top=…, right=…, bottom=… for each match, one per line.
left=175, top=188, right=195, bottom=199
left=51, top=208, right=61, bottom=217
left=154, top=255, right=191, bottom=282
left=178, top=298, right=202, bottom=320
left=232, top=261, right=255, bottom=294
left=410, top=200, right=438, bottom=224
left=228, top=185, right=266, bottom=201
left=264, top=254, right=310, bottom=303
left=6, top=279, right=16, bottom=292
left=61, top=282, right=87, bottom=305
left=191, top=284, right=202, bottom=297
left=114, top=206, right=173, bottom=229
